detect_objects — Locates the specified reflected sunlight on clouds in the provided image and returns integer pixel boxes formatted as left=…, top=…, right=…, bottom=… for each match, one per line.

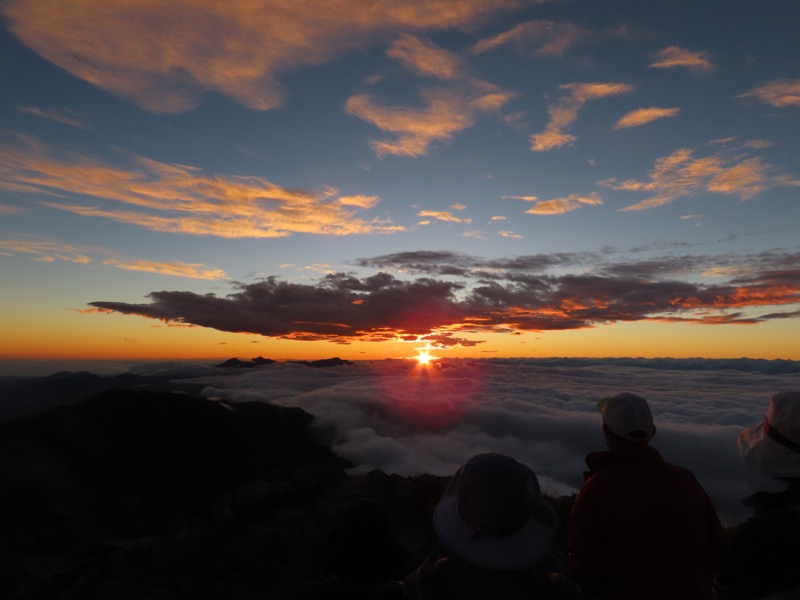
left=613, top=107, right=680, bottom=129
left=530, top=82, right=635, bottom=151
left=649, top=46, right=714, bottom=73
left=1, top=0, right=798, bottom=363
left=472, top=19, right=585, bottom=57
left=0, top=140, right=403, bottom=238
left=387, top=34, right=465, bottom=80
left=738, top=79, right=800, bottom=108
left=606, top=146, right=796, bottom=211
left=345, top=85, right=512, bottom=158
left=522, top=192, right=603, bottom=215
left=86, top=249, right=800, bottom=347
left=2, top=0, right=534, bottom=113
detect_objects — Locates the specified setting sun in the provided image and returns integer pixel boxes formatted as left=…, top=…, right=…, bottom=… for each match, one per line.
left=416, top=350, right=434, bottom=366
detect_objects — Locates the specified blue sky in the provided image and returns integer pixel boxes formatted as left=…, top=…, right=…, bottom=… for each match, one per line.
left=1, top=0, right=799, bottom=362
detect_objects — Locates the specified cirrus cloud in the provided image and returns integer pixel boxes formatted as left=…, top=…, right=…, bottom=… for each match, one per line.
left=0, top=138, right=402, bottom=238
left=0, top=239, right=227, bottom=279
left=613, top=107, right=679, bottom=129
left=650, top=46, right=713, bottom=73
left=2, top=0, right=534, bottom=114
left=530, top=82, right=635, bottom=151
left=523, top=192, right=603, bottom=215
left=387, top=34, right=464, bottom=80
left=738, top=79, right=800, bottom=108
left=472, top=19, right=583, bottom=57
left=603, top=146, right=797, bottom=211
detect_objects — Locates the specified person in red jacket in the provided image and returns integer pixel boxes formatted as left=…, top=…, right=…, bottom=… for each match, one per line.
left=567, top=392, right=725, bottom=600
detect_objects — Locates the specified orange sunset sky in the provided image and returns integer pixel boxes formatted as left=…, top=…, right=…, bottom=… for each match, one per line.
left=1, top=0, right=799, bottom=366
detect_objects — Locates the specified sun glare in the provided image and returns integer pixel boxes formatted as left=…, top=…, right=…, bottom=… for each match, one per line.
left=416, top=350, right=434, bottom=366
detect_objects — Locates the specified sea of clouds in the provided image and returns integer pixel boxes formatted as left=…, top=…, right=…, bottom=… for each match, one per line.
left=132, top=357, right=800, bottom=526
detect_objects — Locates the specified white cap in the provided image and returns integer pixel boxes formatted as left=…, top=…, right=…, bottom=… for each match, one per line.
left=600, top=392, right=655, bottom=442
left=739, top=391, right=800, bottom=478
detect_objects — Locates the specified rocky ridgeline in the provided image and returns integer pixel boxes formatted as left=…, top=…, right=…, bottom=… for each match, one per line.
left=0, top=386, right=574, bottom=599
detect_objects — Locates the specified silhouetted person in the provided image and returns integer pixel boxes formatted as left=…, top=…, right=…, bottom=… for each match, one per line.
left=306, top=498, right=411, bottom=599
left=713, top=391, right=800, bottom=599
left=404, top=452, right=584, bottom=600
left=568, top=392, right=725, bottom=600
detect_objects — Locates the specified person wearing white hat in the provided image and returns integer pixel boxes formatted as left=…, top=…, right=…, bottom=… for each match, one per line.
left=568, top=393, right=725, bottom=600
left=713, top=391, right=800, bottom=600
left=404, top=453, right=584, bottom=599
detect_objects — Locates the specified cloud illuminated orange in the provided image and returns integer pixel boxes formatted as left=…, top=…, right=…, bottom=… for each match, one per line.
left=0, top=139, right=403, bottom=238
left=530, top=82, right=634, bottom=151
left=738, top=79, right=800, bottom=108
left=3, top=0, right=534, bottom=114
left=387, top=34, right=464, bottom=80
left=603, top=146, right=796, bottom=211
left=100, top=260, right=227, bottom=280
left=650, top=46, right=713, bottom=73
left=417, top=210, right=472, bottom=224
left=472, top=20, right=583, bottom=56
left=87, top=249, right=800, bottom=349
left=0, top=240, right=92, bottom=264
left=522, top=192, right=603, bottom=215
left=613, top=107, right=679, bottom=129
left=0, top=239, right=227, bottom=279
left=346, top=82, right=519, bottom=159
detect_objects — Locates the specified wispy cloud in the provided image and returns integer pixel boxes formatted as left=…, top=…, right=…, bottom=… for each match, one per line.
left=530, top=82, right=635, bottom=151
left=603, top=147, right=796, bottom=211
left=417, top=210, right=473, bottom=224
left=0, top=239, right=227, bottom=279
left=2, top=0, right=530, bottom=114
left=738, top=79, right=800, bottom=108
left=15, top=106, right=92, bottom=130
left=387, top=34, right=464, bottom=80
left=348, top=33, right=516, bottom=158
left=0, top=240, right=92, bottom=263
left=0, top=139, right=402, bottom=237
left=101, top=259, right=227, bottom=280
left=346, top=89, right=474, bottom=157
left=650, top=46, right=713, bottom=73
left=613, top=107, right=679, bottom=129
left=472, top=20, right=583, bottom=56
left=89, top=249, right=800, bottom=346
left=471, top=19, right=634, bottom=58
left=523, top=192, right=603, bottom=215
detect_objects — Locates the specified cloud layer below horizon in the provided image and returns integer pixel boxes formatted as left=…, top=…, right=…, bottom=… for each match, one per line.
left=165, top=358, right=800, bottom=525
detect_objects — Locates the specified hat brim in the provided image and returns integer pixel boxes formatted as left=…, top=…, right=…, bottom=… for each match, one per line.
left=739, top=423, right=800, bottom=478
left=433, top=481, right=555, bottom=571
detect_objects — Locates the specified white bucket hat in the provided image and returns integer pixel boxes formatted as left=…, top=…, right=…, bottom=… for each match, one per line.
left=598, top=392, right=656, bottom=442
left=432, top=453, right=557, bottom=571
left=739, top=391, right=800, bottom=478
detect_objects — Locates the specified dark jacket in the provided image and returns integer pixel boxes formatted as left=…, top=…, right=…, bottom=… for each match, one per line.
left=713, top=485, right=800, bottom=600
left=568, top=444, right=725, bottom=600
left=404, top=554, right=584, bottom=600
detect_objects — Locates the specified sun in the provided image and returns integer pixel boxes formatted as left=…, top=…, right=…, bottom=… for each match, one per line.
left=416, top=350, right=434, bottom=366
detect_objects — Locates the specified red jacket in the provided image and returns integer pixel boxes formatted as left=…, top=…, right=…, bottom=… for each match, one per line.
left=567, top=444, right=725, bottom=600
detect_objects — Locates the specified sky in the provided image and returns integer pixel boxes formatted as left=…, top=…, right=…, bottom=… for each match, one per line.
left=1, top=0, right=799, bottom=365
left=123, top=357, right=800, bottom=525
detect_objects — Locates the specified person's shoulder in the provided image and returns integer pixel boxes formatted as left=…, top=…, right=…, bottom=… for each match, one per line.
left=662, top=461, right=706, bottom=487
